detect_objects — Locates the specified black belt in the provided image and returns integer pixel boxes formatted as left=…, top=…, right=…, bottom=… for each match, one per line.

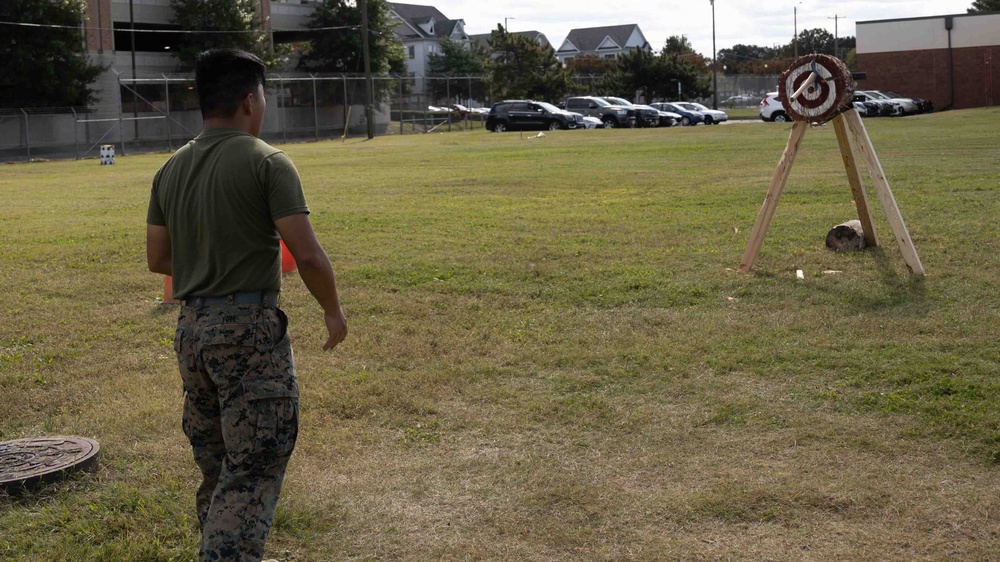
left=184, top=291, right=279, bottom=308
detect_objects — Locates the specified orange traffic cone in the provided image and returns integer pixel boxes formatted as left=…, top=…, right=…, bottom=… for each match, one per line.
left=280, top=240, right=297, bottom=273
left=162, top=276, right=181, bottom=305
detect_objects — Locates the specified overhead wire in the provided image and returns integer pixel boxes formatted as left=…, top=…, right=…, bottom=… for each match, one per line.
left=0, top=20, right=360, bottom=34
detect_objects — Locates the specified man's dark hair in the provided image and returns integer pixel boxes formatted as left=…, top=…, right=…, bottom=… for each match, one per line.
left=195, top=49, right=267, bottom=119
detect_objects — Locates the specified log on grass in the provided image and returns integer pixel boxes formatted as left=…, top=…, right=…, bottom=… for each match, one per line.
left=826, top=220, right=867, bottom=252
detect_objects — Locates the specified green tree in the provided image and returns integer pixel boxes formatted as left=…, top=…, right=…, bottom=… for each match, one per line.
left=297, top=0, right=406, bottom=75
left=844, top=47, right=858, bottom=72
left=0, top=0, right=104, bottom=107
left=296, top=0, right=406, bottom=103
left=598, top=48, right=709, bottom=102
left=968, top=0, right=1000, bottom=12
left=486, top=25, right=577, bottom=102
left=662, top=35, right=695, bottom=56
left=564, top=54, right=617, bottom=75
left=794, top=28, right=855, bottom=59
left=426, top=38, right=487, bottom=102
left=717, top=44, right=781, bottom=74
left=171, top=0, right=283, bottom=70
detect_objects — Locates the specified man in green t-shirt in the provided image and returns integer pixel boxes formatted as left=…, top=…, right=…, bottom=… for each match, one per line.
left=146, top=48, right=347, bottom=562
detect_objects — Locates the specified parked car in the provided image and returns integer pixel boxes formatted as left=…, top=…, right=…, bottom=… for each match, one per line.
left=853, top=91, right=904, bottom=116
left=861, top=90, right=918, bottom=115
left=677, top=102, right=728, bottom=125
left=876, top=90, right=932, bottom=113
left=650, top=102, right=705, bottom=126
left=722, top=94, right=755, bottom=106
left=564, top=96, right=634, bottom=128
left=567, top=112, right=604, bottom=129
left=632, top=104, right=680, bottom=127
left=486, top=100, right=581, bottom=132
left=869, top=90, right=931, bottom=114
left=646, top=105, right=681, bottom=127
left=758, top=93, right=790, bottom=122
left=851, top=95, right=885, bottom=117
left=601, top=96, right=661, bottom=127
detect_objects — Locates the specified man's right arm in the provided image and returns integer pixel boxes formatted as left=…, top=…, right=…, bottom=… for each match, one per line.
left=274, top=213, right=347, bottom=351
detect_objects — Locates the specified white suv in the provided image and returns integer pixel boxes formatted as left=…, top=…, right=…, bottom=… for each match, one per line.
left=759, top=92, right=789, bottom=122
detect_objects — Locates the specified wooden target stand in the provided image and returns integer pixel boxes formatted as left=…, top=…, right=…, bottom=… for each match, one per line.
left=738, top=56, right=924, bottom=276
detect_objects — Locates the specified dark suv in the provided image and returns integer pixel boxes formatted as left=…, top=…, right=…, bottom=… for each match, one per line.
left=486, top=100, right=581, bottom=132
left=564, top=96, right=633, bottom=128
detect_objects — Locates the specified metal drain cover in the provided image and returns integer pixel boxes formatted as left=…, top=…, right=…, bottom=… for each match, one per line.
left=0, top=436, right=100, bottom=492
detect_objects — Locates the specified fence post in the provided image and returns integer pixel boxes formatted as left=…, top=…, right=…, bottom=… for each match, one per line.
left=117, top=74, right=126, bottom=156
left=311, top=74, right=319, bottom=141
left=342, top=76, right=348, bottom=137
left=20, top=109, right=30, bottom=162
left=164, top=74, right=172, bottom=151
left=279, top=77, right=287, bottom=144
left=446, top=77, right=451, bottom=132
left=71, top=107, right=80, bottom=160
left=398, top=76, right=404, bottom=135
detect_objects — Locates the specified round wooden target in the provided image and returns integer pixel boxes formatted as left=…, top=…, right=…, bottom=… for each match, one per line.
left=0, top=436, right=100, bottom=492
left=778, top=55, right=855, bottom=123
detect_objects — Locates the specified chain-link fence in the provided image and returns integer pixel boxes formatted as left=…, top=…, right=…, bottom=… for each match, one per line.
left=0, top=73, right=781, bottom=162
left=0, top=73, right=496, bottom=163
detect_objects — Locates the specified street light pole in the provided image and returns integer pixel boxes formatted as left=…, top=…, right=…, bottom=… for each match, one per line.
left=504, top=17, right=515, bottom=32
left=710, top=0, right=717, bottom=109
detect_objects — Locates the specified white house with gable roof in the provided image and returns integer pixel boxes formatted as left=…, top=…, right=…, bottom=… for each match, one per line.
left=556, top=24, right=651, bottom=65
left=389, top=2, right=469, bottom=95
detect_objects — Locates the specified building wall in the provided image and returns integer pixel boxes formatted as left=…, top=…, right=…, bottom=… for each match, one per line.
left=857, top=13, right=1000, bottom=110
left=858, top=46, right=997, bottom=110
left=85, top=0, right=113, bottom=52
left=858, top=13, right=1000, bottom=53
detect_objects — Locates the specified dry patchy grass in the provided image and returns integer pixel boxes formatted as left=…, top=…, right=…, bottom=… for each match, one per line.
left=2, top=109, right=999, bottom=560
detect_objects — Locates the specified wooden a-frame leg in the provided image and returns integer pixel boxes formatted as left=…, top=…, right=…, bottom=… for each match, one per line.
left=842, top=110, right=925, bottom=276
left=832, top=111, right=879, bottom=248
left=739, top=120, right=809, bottom=273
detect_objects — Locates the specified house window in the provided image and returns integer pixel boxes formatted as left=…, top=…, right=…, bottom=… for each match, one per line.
left=604, top=54, right=617, bottom=59
left=408, top=45, right=415, bottom=59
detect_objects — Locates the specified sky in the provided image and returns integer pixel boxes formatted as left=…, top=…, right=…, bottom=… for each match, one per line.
left=419, top=0, right=977, bottom=56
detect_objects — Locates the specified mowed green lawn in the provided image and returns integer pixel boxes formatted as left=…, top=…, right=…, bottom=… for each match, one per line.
left=1, top=109, right=999, bottom=561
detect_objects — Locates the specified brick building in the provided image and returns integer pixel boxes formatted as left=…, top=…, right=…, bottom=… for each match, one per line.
left=856, top=12, right=1000, bottom=110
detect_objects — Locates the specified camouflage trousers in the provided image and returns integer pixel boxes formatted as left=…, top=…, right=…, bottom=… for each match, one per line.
left=175, top=303, right=299, bottom=562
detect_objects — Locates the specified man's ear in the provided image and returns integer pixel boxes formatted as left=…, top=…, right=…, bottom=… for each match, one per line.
left=240, top=92, right=256, bottom=115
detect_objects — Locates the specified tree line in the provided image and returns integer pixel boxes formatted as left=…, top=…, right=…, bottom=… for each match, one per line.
left=3, top=0, right=997, bottom=108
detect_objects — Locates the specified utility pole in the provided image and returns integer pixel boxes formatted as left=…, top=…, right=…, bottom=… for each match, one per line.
left=828, top=14, right=845, bottom=59
left=360, top=0, right=374, bottom=139
left=710, top=0, right=717, bottom=109
left=794, top=3, right=801, bottom=59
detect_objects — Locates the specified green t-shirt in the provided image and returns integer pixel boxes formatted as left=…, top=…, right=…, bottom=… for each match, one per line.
left=147, top=128, right=309, bottom=300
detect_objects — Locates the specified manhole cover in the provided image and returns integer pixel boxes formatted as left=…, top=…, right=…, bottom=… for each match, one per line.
left=0, top=436, right=100, bottom=492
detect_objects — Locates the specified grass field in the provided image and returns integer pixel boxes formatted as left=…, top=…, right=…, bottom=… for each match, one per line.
left=2, top=109, right=999, bottom=561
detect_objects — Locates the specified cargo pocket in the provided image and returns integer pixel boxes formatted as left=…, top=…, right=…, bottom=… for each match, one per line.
left=201, top=322, right=260, bottom=348
left=242, top=378, right=299, bottom=461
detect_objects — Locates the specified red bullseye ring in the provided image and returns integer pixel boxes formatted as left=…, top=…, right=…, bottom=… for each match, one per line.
left=777, top=54, right=855, bottom=123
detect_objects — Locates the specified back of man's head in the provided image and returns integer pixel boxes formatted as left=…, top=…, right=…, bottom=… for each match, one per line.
left=195, top=49, right=267, bottom=120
